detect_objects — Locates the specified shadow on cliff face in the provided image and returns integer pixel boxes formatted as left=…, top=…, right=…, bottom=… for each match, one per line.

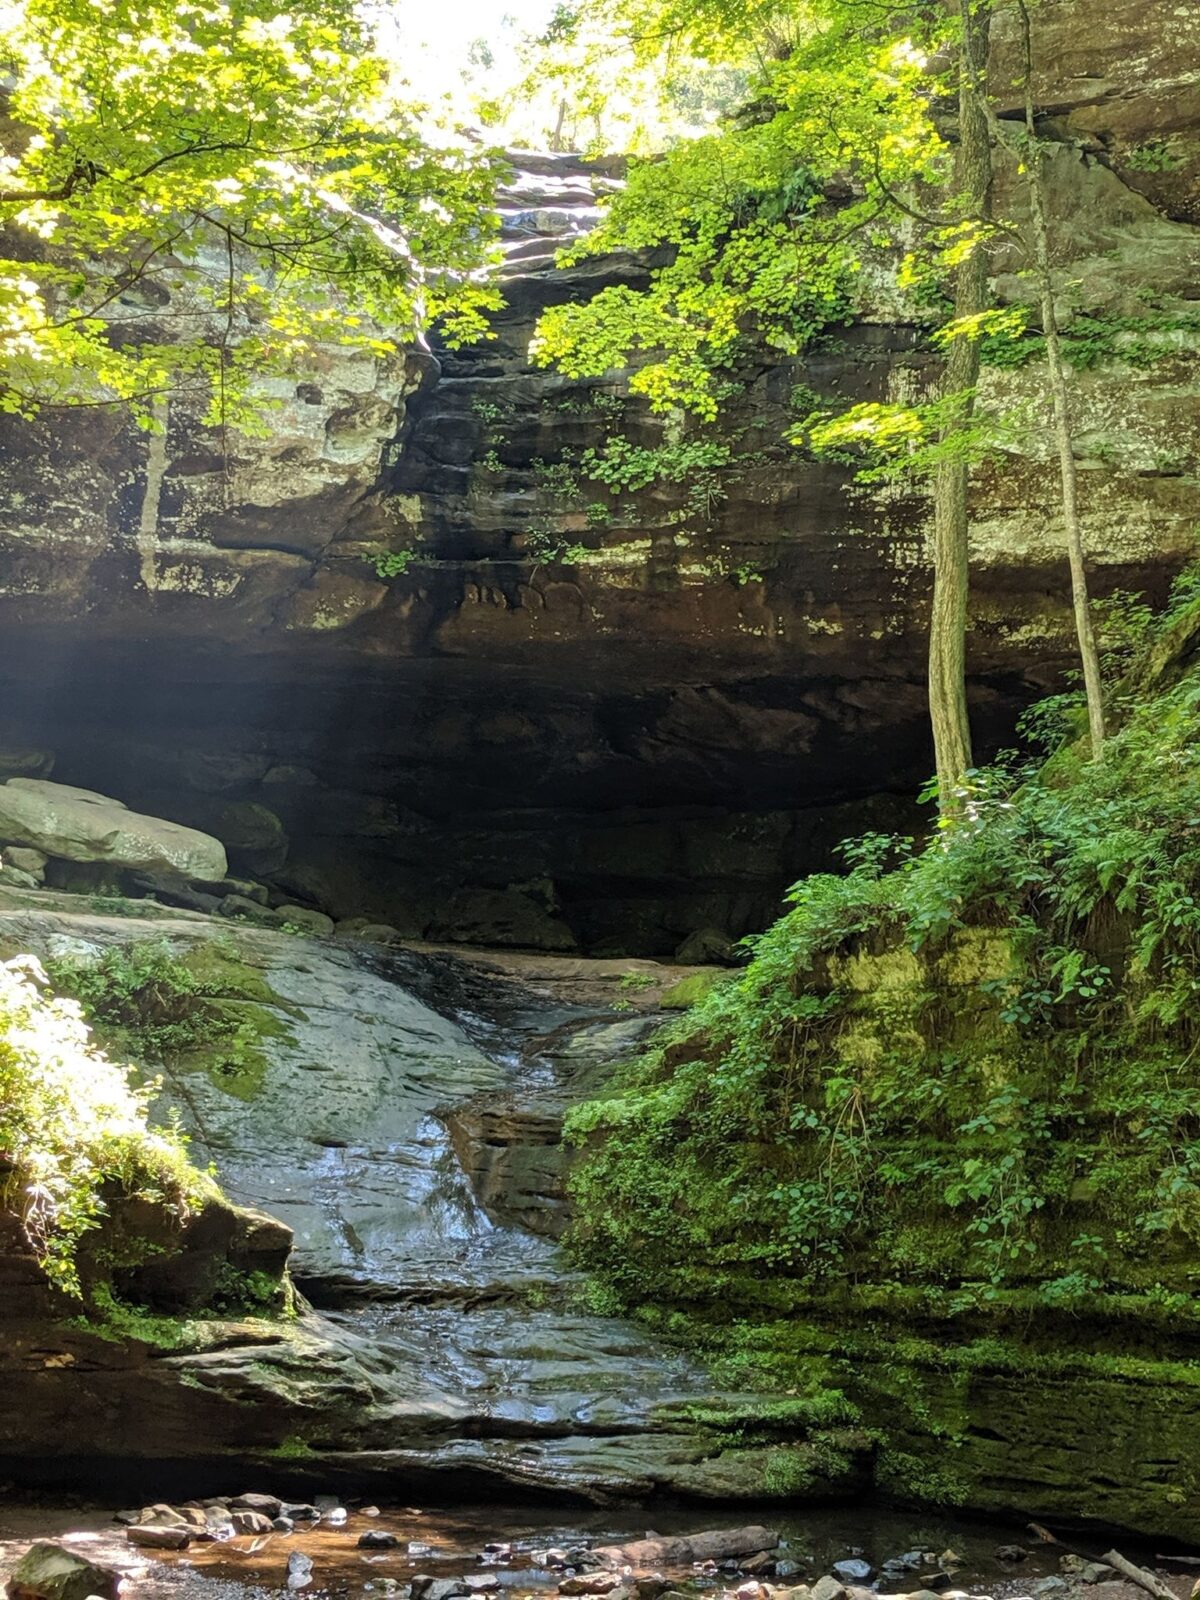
left=0, top=626, right=1036, bottom=956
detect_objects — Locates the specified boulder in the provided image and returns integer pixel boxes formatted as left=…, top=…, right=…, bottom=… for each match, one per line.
left=208, top=801, right=289, bottom=876
left=0, top=779, right=226, bottom=881
left=811, top=1581, right=846, bottom=1600
left=674, top=927, right=740, bottom=965
left=6, top=1544, right=120, bottom=1600
left=126, top=1526, right=192, bottom=1550
left=594, top=1530, right=780, bottom=1571
left=287, top=1552, right=314, bottom=1591
left=5, top=847, right=46, bottom=877
left=276, top=905, right=334, bottom=936
left=410, top=1582, right=468, bottom=1600
left=0, top=864, right=41, bottom=888
left=230, top=1492, right=283, bottom=1518
left=138, top=1504, right=186, bottom=1526
left=231, top=1510, right=274, bottom=1536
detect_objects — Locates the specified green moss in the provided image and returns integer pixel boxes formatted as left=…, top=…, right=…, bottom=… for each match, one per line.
left=48, top=937, right=298, bottom=1101
left=268, top=1433, right=317, bottom=1459
left=660, top=970, right=729, bottom=1008
left=73, top=1284, right=195, bottom=1349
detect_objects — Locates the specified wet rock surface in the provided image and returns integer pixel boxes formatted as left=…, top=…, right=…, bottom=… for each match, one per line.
left=0, top=902, right=837, bottom=1502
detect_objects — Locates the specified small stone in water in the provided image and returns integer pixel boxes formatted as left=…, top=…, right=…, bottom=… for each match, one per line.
left=287, top=1552, right=314, bottom=1590
left=273, top=1518, right=295, bottom=1534
left=734, top=1583, right=768, bottom=1600
left=465, top=1578, right=499, bottom=1594
left=833, top=1563, right=872, bottom=1584
left=325, top=1508, right=349, bottom=1526
left=775, top=1563, right=803, bottom=1582
left=410, top=1543, right=434, bottom=1557
left=359, top=1533, right=400, bottom=1550
left=284, top=1506, right=320, bottom=1522
left=362, top=1507, right=382, bottom=1518
left=231, top=1512, right=274, bottom=1536
left=996, top=1548, right=1028, bottom=1564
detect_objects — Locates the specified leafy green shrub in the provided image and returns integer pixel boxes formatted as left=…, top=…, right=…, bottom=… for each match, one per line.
left=0, top=955, right=210, bottom=1295
left=46, top=941, right=235, bottom=1060
left=566, top=574, right=1200, bottom=1310
left=370, top=548, right=415, bottom=579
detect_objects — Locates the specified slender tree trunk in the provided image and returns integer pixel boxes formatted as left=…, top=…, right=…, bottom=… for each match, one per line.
left=928, top=0, right=994, bottom=811
left=1016, top=0, right=1105, bottom=757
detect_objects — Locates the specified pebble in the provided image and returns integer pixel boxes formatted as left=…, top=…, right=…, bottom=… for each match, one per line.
left=996, top=1548, right=1029, bottom=1565
left=362, top=1507, right=382, bottom=1518
left=273, top=1518, right=295, bottom=1534
left=359, top=1532, right=401, bottom=1550
left=325, top=1508, right=349, bottom=1526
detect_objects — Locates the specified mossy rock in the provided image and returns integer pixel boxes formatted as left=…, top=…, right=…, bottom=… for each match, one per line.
left=659, top=969, right=729, bottom=1008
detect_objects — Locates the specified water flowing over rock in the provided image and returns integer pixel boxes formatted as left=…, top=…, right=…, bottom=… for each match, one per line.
left=0, top=903, right=866, bottom=1503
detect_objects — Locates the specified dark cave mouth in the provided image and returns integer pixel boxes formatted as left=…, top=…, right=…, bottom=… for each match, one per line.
left=0, top=636, right=1037, bottom=956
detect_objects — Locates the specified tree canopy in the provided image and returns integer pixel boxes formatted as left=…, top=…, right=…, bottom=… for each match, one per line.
left=0, top=0, right=501, bottom=429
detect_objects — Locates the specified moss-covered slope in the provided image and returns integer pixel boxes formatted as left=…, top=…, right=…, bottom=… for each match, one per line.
left=565, top=584, right=1200, bottom=1536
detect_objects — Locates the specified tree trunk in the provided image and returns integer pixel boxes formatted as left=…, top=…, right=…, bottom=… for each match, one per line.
left=928, top=0, right=994, bottom=812
left=1016, top=0, right=1105, bottom=757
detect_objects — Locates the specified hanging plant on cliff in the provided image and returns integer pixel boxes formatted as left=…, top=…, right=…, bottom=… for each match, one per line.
left=0, top=0, right=502, bottom=430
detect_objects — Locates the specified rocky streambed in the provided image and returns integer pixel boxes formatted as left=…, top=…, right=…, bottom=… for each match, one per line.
left=5, top=1501, right=1194, bottom=1600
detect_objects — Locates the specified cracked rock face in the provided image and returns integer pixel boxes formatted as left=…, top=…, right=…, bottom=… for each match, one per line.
left=0, top=7, right=1195, bottom=954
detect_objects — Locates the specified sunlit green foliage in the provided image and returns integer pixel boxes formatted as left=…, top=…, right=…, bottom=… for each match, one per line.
left=530, top=8, right=946, bottom=418
left=0, top=0, right=500, bottom=426
left=566, top=573, right=1200, bottom=1308
left=0, top=955, right=211, bottom=1295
